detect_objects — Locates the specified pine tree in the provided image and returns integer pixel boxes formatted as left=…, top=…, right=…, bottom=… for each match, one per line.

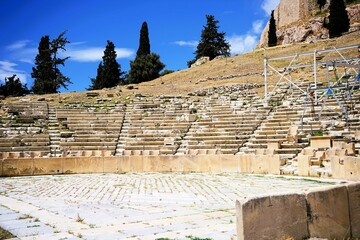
left=328, top=0, right=350, bottom=38
left=189, top=15, right=230, bottom=67
left=317, top=0, right=327, bottom=10
left=89, top=41, right=125, bottom=90
left=31, top=36, right=56, bottom=94
left=268, top=10, right=277, bottom=47
left=51, top=31, right=71, bottom=91
left=31, top=32, right=71, bottom=94
left=0, top=74, right=29, bottom=97
left=128, top=21, right=165, bottom=84
left=128, top=53, right=165, bottom=84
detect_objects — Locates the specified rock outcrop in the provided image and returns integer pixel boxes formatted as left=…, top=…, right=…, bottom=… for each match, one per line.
left=258, top=1, right=360, bottom=47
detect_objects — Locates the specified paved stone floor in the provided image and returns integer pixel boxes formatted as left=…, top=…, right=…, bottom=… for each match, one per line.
left=0, top=173, right=337, bottom=240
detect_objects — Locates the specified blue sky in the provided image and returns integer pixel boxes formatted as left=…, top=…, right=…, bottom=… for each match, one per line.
left=0, top=0, right=279, bottom=92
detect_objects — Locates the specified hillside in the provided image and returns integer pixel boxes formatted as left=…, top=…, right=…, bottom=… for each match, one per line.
left=2, top=31, right=358, bottom=104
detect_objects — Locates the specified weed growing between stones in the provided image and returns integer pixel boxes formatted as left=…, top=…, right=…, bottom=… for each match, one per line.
left=0, top=227, right=15, bottom=239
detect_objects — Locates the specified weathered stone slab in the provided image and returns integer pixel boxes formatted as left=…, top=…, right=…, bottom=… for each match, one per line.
left=306, top=185, right=350, bottom=239
left=33, top=158, right=62, bottom=175
left=344, top=156, right=360, bottom=181
left=236, top=193, right=308, bottom=240
left=76, top=158, right=103, bottom=173
left=62, top=158, right=76, bottom=174
left=118, top=156, right=131, bottom=173
left=347, top=183, right=360, bottom=237
left=103, top=157, right=118, bottom=173
left=2, top=159, right=33, bottom=176
left=221, top=155, right=239, bottom=173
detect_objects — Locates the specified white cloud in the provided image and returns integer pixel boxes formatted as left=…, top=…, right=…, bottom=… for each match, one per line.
left=227, top=34, right=258, bottom=55
left=66, top=47, right=135, bottom=62
left=0, top=61, right=27, bottom=84
left=261, top=0, right=279, bottom=15
left=252, top=20, right=264, bottom=34
left=6, top=40, right=32, bottom=51
left=174, top=41, right=198, bottom=48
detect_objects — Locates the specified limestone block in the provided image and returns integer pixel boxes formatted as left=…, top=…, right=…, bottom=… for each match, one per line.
left=221, top=155, right=239, bottom=173
left=118, top=156, right=131, bottom=173
left=355, top=130, right=360, bottom=140
left=251, top=155, right=280, bottom=175
left=164, top=137, right=174, bottom=146
left=76, top=158, right=103, bottom=173
left=2, top=159, right=33, bottom=176
left=330, top=156, right=345, bottom=179
left=208, top=155, right=222, bottom=173
left=298, top=155, right=311, bottom=176
left=344, top=156, right=360, bottom=181
left=129, top=155, right=144, bottom=172
left=238, top=154, right=253, bottom=173
left=310, top=136, right=333, bottom=149
left=103, top=157, right=118, bottom=173
left=33, top=158, right=62, bottom=175
left=347, top=183, right=360, bottom=237
left=62, top=158, right=76, bottom=174
left=267, top=141, right=281, bottom=150
left=306, top=185, right=351, bottom=239
left=236, top=193, right=308, bottom=240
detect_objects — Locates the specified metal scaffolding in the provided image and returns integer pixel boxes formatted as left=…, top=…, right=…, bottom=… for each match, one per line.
left=263, top=44, right=360, bottom=104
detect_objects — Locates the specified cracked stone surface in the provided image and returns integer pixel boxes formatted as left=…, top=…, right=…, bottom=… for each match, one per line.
left=0, top=173, right=335, bottom=240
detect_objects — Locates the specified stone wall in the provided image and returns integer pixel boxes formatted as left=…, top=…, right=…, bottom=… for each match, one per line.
left=236, top=183, right=360, bottom=239
left=0, top=154, right=281, bottom=176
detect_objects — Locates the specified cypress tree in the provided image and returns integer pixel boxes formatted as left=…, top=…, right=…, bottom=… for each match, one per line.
left=189, top=15, right=230, bottom=67
left=137, top=22, right=150, bottom=57
left=128, top=21, right=165, bottom=84
left=328, top=0, right=350, bottom=38
left=268, top=10, right=277, bottom=47
left=89, top=41, right=125, bottom=90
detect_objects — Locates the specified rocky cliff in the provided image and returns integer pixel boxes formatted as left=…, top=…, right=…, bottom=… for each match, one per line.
left=258, top=0, right=360, bottom=47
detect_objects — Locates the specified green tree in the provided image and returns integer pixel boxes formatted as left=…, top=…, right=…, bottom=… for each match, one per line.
left=128, top=21, right=165, bottom=84
left=0, top=74, right=29, bottom=97
left=268, top=10, right=277, bottom=47
left=89, top=41, right=125, bottom=90
left=188, top=15, right=230, bottom=67
left=328, top=0, right=350, bottom=38
left=136, top=22, right=150, bottom=57
left=31, top=32, right=71, bottom=94
left=128, top=53, right=165, bottom=84
left=317, top=0, right=327, bottom=9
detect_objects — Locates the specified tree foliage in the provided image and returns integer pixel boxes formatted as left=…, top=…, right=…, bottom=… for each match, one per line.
left=188, top=15, right=230, bottom=67
left=89, top=40, right=125, bottom=90
left=0, top=74, right=29, bottom=97
left=328, top=0, right=350, bottom=38
left=128, top=21, right=165, bottom=84
left=128, top=53, right=165, bottom=84
left=136, top=22, right=150, bottom=57
left=268, top=10, right=277, bottom=47
left=31, top=32, right=71, bottom=94
left=317, top=0, right=327, bottom=9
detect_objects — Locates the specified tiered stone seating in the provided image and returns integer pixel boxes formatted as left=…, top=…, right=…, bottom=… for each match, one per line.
left=0, top=102, right=50, bottom=158
left=116, top=97, right=193, bottom=155
left=56, top=106, right=124, bottom=156
left=177, top=94, right=268, bottom=155
left=241, top=104, right=309, bottom=160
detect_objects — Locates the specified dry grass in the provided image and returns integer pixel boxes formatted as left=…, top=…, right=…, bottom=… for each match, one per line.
left=2, top=31, right=359, bottom=104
